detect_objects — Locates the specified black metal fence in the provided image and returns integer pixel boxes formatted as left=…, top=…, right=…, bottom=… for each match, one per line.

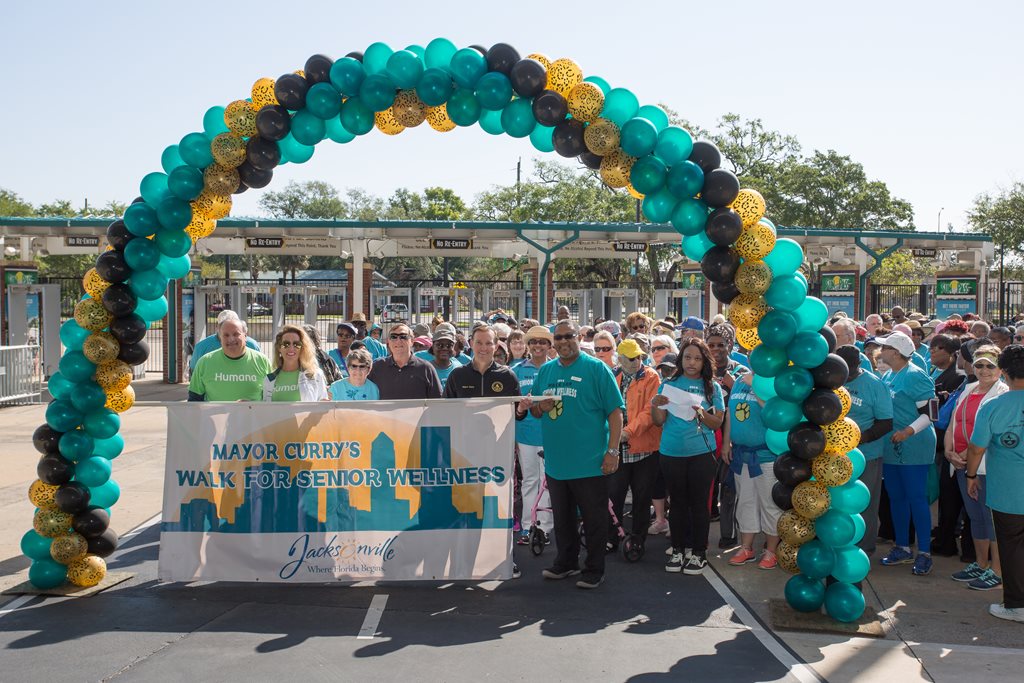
left=870, top=284, right=934, bottom=318
left=985, top=281, right=1024, bottom=325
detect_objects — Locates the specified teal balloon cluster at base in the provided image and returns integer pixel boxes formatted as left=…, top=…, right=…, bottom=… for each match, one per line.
left=785, top=574, right=825, bottom=613
left=824, top=581, right=865, bottom=622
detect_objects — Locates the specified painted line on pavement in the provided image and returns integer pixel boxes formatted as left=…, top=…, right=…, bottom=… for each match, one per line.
left=357, top=594, right=389, bottom=639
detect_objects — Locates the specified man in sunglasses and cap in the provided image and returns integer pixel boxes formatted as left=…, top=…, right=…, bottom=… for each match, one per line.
left=368, top=323, right=442, bottom=399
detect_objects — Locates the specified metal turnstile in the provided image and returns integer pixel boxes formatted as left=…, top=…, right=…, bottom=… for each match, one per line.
left=552, top=289, right=591, bottom=325
left=415, top=287, right=476, bottom=330
left=6, top=283, right=60, bottom=377
left=654, top=288, right=705, bottom=323
left=483, top=289, right=527, bottom=322
left=591, top=288, right=639, bottom=324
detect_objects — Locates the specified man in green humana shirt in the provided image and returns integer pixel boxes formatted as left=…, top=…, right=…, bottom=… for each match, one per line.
left=189, top=318, right=271, bottom=402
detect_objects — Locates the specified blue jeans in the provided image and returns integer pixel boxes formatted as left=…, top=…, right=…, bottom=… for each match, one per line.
left=883, top=463, right=931, bottom=553
left=955, top=470, right=995, bottom=541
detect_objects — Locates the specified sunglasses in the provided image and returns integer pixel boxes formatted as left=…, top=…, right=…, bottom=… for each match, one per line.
left=389, top=334, right=410, bottom=340
left=973, top=362, right=998, bottom=369
left=652, top=345, right=668, bottom=352
left=594, top=346, right=614, bottom=353
left=348, top=364, right=370, bottom=370
left=630, top=325, right=648, bottom=331
left=528, top=339, right=550, bottom=345
left=279, top=341, right=302, bottom=348
left=553, top=333, right=577, bottom=341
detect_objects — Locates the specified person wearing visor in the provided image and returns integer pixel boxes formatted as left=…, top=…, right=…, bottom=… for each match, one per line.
left=350, top=312, right=387, bottom=360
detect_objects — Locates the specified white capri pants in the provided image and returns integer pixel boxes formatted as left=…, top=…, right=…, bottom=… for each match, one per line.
left=735, top=464, right=783, bottom=536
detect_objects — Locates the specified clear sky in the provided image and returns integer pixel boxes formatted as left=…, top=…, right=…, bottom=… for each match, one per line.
left=2, top=1, right=1020, bottom=233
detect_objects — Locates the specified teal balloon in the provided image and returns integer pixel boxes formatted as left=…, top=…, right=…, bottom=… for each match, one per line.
left=630, top=155, right=667, bottom=195
left=290, top=109, right=326, bottom=145
left=155, top=228, right=191, bottom=258
left=386, top=49, right=424, bottom=89
left=29, top=558, right=68, bottom=590
left=305, top=82, right=342, bottom=120
left=424, top=37, right=457, bottom=70
left=816, top=510, right=857, bottom=547
left=156, top=253, right=192, bottom=279
left=329, top=57, right=366, bottom=96
left=84, top=408, right=120, bottom=440
left=46, top=399, right=83, bottom=432
left=681, top=232, right=713, bottom=262
left=90, top=478, right=121, bottom=508
left=178, top=132, right=213, bottom=168
left=358, top=73, right=396, bottom=112
left=48, top=372, right=77, bottom=400
left=847, top=447, right=866, bottom=479
left=764, top=274, right=808, bottom=313
left=620, top=117, right=659, bottom=157
left=774, top=366, right=815, bottom=403
left=167, top=165, right=204, bottom=201
left=796, top=539, right=835, bottom=579
left=760, top=217, right=777, bottom=232
left=362, top=41, right=393, bottom=75
left=601, top=88, right=640, bottom=127
left=135, top=295, right=167, bottom=323
left=124, top=202, right=159, bottom=237
left=202, top=105, right=229, bottom=137
left=529, top=124, right=555, bottom=153
left=160, top=145, right=185, bottom=174
left=766, top=428, right=790, bottom=455
left=832, top=545, right=870, bottom=585
left=762, top=397, right=805, bottom=432
left=666, top=160, right=704, bottom=199
left=670, top=198, right=708, bottom=236
left=325, top=115, right=356, bottom=144
left=850, top=514, right=866, bottom=546
left=129, top=268, right=168, bottom=301
left=475, top=72, right=513, bottom=110
left=140, top=172, right=170, bottom=207
left=404, top=44, right=426, bottom=60
left=60, top=319, right=91, bottom=351
left=637, top=104, right=669, bottom=132
left=583, top=75, right=611, bottom=95
left=500, top=98, right=536, bottom=138
left=447, top=89, right=481, bottom=126
left=829, top=479, right=871, bottom=515
left=21, top=529, right=53, bottom=561
left=75, top=455, right=112, bottom=488
left=787, top=331, right=829, bottom=369
left=156, top=197, right=192, bottom=232
left=752, top=373, right=778, bottom=400
left=478, top=108, right=505, bottom=135
left=824, top=581, right=865, bottom=623
left=450, top=47, right=487, bottom=89
left=655, top=126, right=694, bottom=166
left=642, top=189, right=678, bottom=224
left=794, top=271, right=808, bottom=287
left=59, top=351, right=96, bottom=383
left=785, top=574, right=826, bottom=613
left=339, top=99, right=374, bottom=136
left=417, top=68, right=454, bottom=107
left=93, top=434, right=124, bottom=460
left=70, top=381, right=107, bottom=414
left=278, top=134, right=315, bottom=163
left=758, top=310, right=798, bottom=348
left=793, top=297, right=829, bottom=333
left=764, top=238, right=804, bottom=276
left=748, top=344, right=789, bottom=377
left=59, top=429, right=95, bottom=462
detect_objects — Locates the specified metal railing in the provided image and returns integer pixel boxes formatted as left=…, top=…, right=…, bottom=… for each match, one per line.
left=0, top=345, right=43, bottom=405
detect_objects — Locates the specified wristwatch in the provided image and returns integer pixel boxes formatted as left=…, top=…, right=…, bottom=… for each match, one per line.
left=606, top=448, right=618, bottom=456
left=965, top=472, right=978, bottom=479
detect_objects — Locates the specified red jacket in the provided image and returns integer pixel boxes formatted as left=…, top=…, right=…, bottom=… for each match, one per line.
left=618, top=365, right=663, bottom=454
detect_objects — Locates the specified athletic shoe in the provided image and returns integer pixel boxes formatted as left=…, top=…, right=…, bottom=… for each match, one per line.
left=911, top=554, right=933, bottom=576
left=648, top=519, right=669, bottom=535
left=542, top=566, right=581, bottom=580
left=989, top=604, right=1024, bottom=623
left=951, top=562, right=984, bottom=582
left=718, top=536, right=738, bottom=549
left=968, top=569, right=1003, bottom=591
left=512, top=562, right=521, bottom=579
left=516, top=531, right=531, bottom=546
left=880, top=547, right=914, bottom=566
left=728, top=548, right=757, bottom=566
left=683, top=553, right=708, bottom=575
left=758, top=550, right=778, bottom=570
left=576, top=574, right=604, bottom=589
left=665, top=551, right=685, bottom=573
left=666, top=546, right=692, bottom=558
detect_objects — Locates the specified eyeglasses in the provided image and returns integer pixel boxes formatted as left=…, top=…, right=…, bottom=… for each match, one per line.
left=594, top=346, right=613, bottom=353
left=630, top=325, right=648, bottom=331
left=652, top=345, right=668, bottom=352
left=279, top=341, right=302, bottom=348
left=348, top=364, right=370, bottom=370
left=553, top=333, right=577, bottom=341
left=389, top=334, right=410, bottom=340
left=528, top=339, right=550, bottom=345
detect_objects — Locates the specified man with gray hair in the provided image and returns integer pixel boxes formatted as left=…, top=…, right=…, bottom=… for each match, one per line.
left=832, top=318, right=874, bottom=375
left=188, top=316, right=271, bottom=402
left=189, top=309, right=262, bottom=370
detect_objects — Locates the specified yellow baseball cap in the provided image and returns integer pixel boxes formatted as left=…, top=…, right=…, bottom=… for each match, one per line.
left=617, top=339, right=645, bottom=359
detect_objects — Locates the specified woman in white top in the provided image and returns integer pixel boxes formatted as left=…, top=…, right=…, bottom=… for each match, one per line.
left=262, top=324, right=329, bottom=402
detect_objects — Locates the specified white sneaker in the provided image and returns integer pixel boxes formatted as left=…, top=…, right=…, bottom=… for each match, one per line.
left=648, top=519, right=669, bottom=535
left=989, top=603, right=1024, bottom=623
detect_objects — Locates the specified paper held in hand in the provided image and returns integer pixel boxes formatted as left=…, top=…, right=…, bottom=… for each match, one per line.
left=659, top=384, right=703, bottom=421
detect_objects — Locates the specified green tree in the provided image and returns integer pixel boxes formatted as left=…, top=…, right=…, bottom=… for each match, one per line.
left=968, top=182, right=1024, bottom=266
left=869, top=250, right=936, bottom=285
left=0, top=188, right=35, bottom=217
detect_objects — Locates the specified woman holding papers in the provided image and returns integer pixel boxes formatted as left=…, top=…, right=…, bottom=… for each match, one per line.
left=652, top=338, right=725, bottom=576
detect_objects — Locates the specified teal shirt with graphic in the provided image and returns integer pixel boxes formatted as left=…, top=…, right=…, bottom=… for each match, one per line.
left=416, top=349, right=472, bottom=366
left=329, top=379, right=380, bottom=401
left=531, top=353, right=623, bottom=480
left=728, top=380, right=773, bottom=463
left=189, top=348, right=272, bottom=402
left=514, top=360, right=546, bottom=446
left=881, top=364, right=936, bottom=465
left=658, top=376, right=724, bottom=457
left=970, top=391, right=1024, bottom=515
left=845, top=371, right=894, bottom=461
left=271, top=370, right=301, bottom=402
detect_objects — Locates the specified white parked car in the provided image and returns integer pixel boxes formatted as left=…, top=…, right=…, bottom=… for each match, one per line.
left=381, top=303, right=409, bottom=322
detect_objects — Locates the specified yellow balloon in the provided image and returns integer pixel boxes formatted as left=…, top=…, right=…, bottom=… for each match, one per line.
left=627, top=184, right=644, bottom=200
left=526, top=53, right=551, bottom=69
left=83, top=331, right=120, bottom=365
left=811, top=451, right=854, bottom=488
left=835, top=387, right=852, bottom=419
left=251, top=77, right=279, bottom=110
left=727, top=293, right=769, bottom=330
left=734, top=260, right=773, bottom=295
left=203, top=164, right=240, bottom=196
left=67, top=555, right=107, bottom=588
left=105, top=384, right=136, bottom=413
left=566, top=82, right=604, bottom=123
left=95, top=360, right=132, bottom=392
left=425, top=104, right=456, bottom=132
left=735, top=326, right=762, bottom=351
left=792, top=480, right=831, bottom=520
left=599, top=149, right=635, bottom=189
left=185, top=214, right=216, bottom=242
left=777, top=541, right=799, bottom=574
left=392, top=90, right=426, bottom=128
left=823, top=417, right=861, bottom=456
left=584, top=118, right=620, bottom=156
left=777, top=510, right=816, bottom=547
left=29, top=480, right=60, bottom=510
left=374, top=108, right=405, bottom=136
left=546, top=58, right=583, bottom=96
left=730, top=188, right=767, bottom=228
left=82, top=268, right=111, bottom=300
left=33, top=508, right=72, bottom=538
left=50, top=533, right=89, bottom=565
left=74, top=297, right=112, bottom=333
left=192, top=190, right=232, bottom=220
left=210, top=132, right=247, bottom=168
left=734, top=221, right=777, bottom=261
left=224, top=100, right=257, bottom=138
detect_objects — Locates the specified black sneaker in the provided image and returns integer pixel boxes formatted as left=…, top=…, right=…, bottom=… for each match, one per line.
left=542, top=566, right=581, bottom=580
left=683, top=553, right=708, bottom=575
left=665, top=551, right=685, bottom=573
left=576, top=573, right=604, bottom=589
left=512, top=562, right=522, bottom=579
left=718, top=536, right=737, bottom=549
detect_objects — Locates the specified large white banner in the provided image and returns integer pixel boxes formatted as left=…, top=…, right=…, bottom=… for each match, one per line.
left=158, top=399, right=515, bottom=582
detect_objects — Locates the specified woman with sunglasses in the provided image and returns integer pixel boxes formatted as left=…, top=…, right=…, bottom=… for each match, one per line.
left=593, top=330, right=617, bottom=370
left=650, top=335, right=677, bottom=366
left=328, top=348, right=379, bottom=401
left=262, top=324, right=329, bottom=402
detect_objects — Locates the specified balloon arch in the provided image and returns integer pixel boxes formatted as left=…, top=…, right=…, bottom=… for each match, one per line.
left=23, top=39, right=869, bottom=621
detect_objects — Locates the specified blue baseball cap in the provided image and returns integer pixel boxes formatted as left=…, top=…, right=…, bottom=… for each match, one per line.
left=676, top=316, right=705, bottom=332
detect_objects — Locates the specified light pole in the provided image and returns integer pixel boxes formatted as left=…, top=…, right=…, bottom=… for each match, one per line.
left=937, top=207, right=944, bottom=231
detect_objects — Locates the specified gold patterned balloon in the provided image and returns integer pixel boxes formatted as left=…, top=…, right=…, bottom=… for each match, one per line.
left=599, top=149, right=635, bottom=189
left=74, top=297, right=113, bottom=333
left=526, top=53, right=551, bottom=69
left=546, top=58, right=583, bottom=96
left=736, top=326, right=762, bottom=351
left=29, top=480, right=60, bottom=510
left=203, top=164, right=240, bottom=196
left=105, top=384, right=136, bottom=413
left=67, top=555, right=107, bottom=588
left=584, top=118, right=620, bottom=156
left=251, top=77, right=278, bottom=110
left=425, top=104, right=456, bottom=132
left=811, top=452, right=854, bottom=488
left=224, top=100, right=257, bottom=138
left=210, top=132, right=247, bottom=168
left=374, top=108, right=405, bottom=136
left=83, top=331, right=120, bottom=365
left=95, top=360, right=132, bottom=392
left=734, top=221, right=777, bottom=261
left=50, top=533, right=88, bottom=565
left=392, top=90, right=426, bottom=128
left=192, top=190, right=232, bottom=220
left=627, top=184, right=644, bottom=200
left=82, top=268, right=111, bottom=300
left=777, top=510, right=817, bottom=547
left=792, top=481, right=831, bottom=520
left=731, top=188, right=767, bottom=228
left=727, top=293, right=769, bottom=330
left=33, top=508, right=72, bottom=538
left=567, top=82, right=604, bottom=123
left=185, top=214, right=216, bottom=241
left=735, top=260, right=774, bottom=295
left=777, top=541, right=799, bottom=574
left=835, top=387, right=852, bottom=419
left=823, top=417, right=861, bottom=456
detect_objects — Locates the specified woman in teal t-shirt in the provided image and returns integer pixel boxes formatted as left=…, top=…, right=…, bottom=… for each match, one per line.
left=652, top=338, right=725, bottom=576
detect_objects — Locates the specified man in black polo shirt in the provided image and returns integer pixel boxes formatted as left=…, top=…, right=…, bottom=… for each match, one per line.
left=368, top=322, right=442, bottom=399
left=445, top=323, right=522, bottom=400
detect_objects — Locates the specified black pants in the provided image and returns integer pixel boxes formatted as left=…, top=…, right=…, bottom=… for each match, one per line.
left=609, top=453, right=660, bottom=538
left=661, top=452, right=718, bottom=554
left=718, top=457, right=737, bottom=539
left=993, top=510, right=1024, bottom=609
left=546, top=474, right=608, bottom=579
left=935, top=452, right=974, bottom=557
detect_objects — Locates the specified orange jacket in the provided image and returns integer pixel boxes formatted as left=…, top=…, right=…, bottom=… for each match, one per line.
left=618, top=365, right=663, bottom=454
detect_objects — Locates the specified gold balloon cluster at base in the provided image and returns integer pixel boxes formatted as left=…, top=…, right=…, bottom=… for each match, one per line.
left=50, top=533, right=88, bottom=564
left=67, top=555, right=107, bottom=587
left=812, top=451, right=854, bottom=488
left=792, top=481, right=830, bottom=520
left=33, top=508, right=71, bottom=538
left=777, top=509, right=816, bottom=547
left=776, top=541, right=799, bottom=574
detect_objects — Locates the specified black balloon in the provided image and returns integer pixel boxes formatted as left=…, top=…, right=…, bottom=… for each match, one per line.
left=552, top=119, right=586, bottom=158
left=303, top=54, right=334, bottom=84
left=345, top=51, right=364, bottom=62
left=812, top=353, right=850, bottom=389
left=131, top=196, right=146, bottom=204
left=246, top=136, right=281, bottom=171
left=469, top=44, right=488, bottom=56
left=238, top=162, right=273, bottom=190
left=95, top=250, right=131, bottom=284
left=87, top=528, right=118, bottom=558
left=532, top=89, right=568, bottom=127
left=773, top=453, right=813, bottom=487
left=788, top=423, right=827, bottom=460
left=110, top=314, right=147, bottom=345
left=274, top=73, right=309, bottom=111
left=232, top=176, right=247, bottom=195
left=712, top=280, right=741, bottom=305
left=117, top=339, right=150, bottom=366
left=803, top=388, right=844, bottom=426
left=55, top=482, right=91, bottom=514
left=772, top=481, right=795, bottom=511
left=689, top=140, right=722, bottom=173
left=705, top=208, right=743, bottom=246
left=702, top=168, right=741, bottom=208
left=579, top=151, right=602, bottom=170
left=486, top=43, right=520, bottom=75
left=509, top=58, right=547, bottom=97
left=819, top=326, right=838, bottom=353
left=33, top=423, right=62, bottom=455
left=105, top=220, right=134, bottom=251
left=101, top=283, right=137, bottom=318
left=37, top=453, right=75, bottom=486
left=255, top=105, right=291, bottom=141
left=72, top=506, right=110, bottom=538
left=701, top=246, right=741, bottom=284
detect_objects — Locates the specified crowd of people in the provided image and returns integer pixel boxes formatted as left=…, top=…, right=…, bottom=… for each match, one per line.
left=184, top=303, right=1024, bottom=622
